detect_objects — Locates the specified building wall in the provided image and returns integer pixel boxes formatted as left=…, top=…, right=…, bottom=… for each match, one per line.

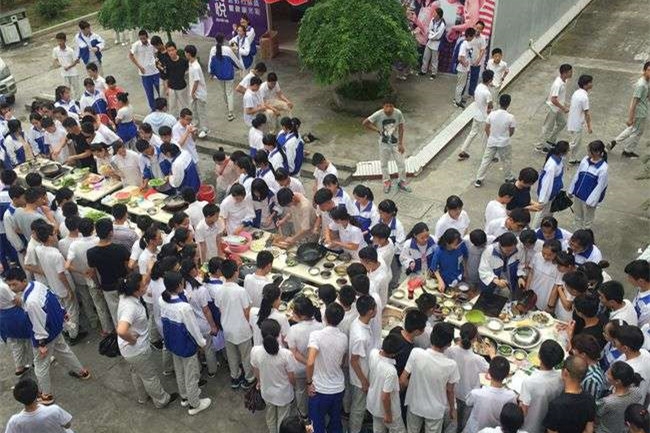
left=491, top=0, right=577, bottom=61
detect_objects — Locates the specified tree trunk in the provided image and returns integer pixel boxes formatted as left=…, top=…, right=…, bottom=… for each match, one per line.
left=166, top=31, right=173, bottom=43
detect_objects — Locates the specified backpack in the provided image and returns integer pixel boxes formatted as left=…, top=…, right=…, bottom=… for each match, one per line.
left=98, top=332, right=120, bottom=358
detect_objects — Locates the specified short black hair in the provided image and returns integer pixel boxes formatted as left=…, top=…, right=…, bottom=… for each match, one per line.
left=325, top=302, right=344, bottom=326
left=538, top=340, right=565, bottom=369
left=313, top=188, right=333, bottom=205
left=563, top=271, right=589, bottom=294
left=491, top=47, right=503, bottom=56
left=181, top=187, right=197, bottom=203
left=79, top=217, right=94, bottom=237
left=370, top=223, right=390, bottom=240
left=356, top=294, right=376, bottom=316
left=518, top=167, right=539, bottom=184
left=250, top=76, right=263, bottom=87
left=617, top=325, right=645, bottom=351
left=351, top=274, right=370, bottom=295
left=220, top=259, right=239, bottom=279
left=625, top=260, right=650, bottom=281
left=578, top=74, right=593, bottom=89
left=1, top=169, right=17, bottom=186
left=25, top=172, right=43, bottom=187
left=500, top=403, right=525, bottom=433
left=338, top=285, right=357, bottom=308
left=499, top=94, right=511, bottom=108
left=13, top=378, right=39, bottom=405
left=571, top=333, right=601, bottom=361
left=509, top=208, right=531, bottom=226
left=311, top=153, right=325, bottom=165
left=112, top=203, right=128, bottom=220
left=318, top=284, right=337, bottom=305
left=254, top=62, right=267, bottom=73
left=95, top=218, right=113, bottom=239
left=469, top=229, right=487, bottom=246
left=482, top=69, right=494, bottom=83
left=488, top=356, right=510, bottom=381
left=382, top=333, right=403, bottom=356
left=404, top=309, right=427, bottom=333
left=358, top=246, right=378, bottom=262
left=154, top=97, right=168, bottom=111
left=574, top=293, right=599, bottom=318
left=497, top=232, right=518, bottom=247
left=519, top=229, right=537, bottom=245
left=202, top=203, right=219, bottom=217
left=430, top=322, right=454, bottom=348
left=599, top=281, right=625, bottom=304
left=276, top=188, right=294, bottom=207
left=559, top=63, right=573, bottom=74
left=184, top=44, right=197, bottom=58
left=256, top=250, right=274, bottom=269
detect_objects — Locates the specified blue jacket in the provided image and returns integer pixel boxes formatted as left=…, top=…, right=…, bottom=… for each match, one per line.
left=569, top=157, right=608, bottom=207
left=160, top=295, right=206, bottom=357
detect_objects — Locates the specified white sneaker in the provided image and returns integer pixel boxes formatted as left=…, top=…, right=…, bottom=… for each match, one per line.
left=198, top=130, right=208, bottom=139
left=188, top=398, right=211, bottom=415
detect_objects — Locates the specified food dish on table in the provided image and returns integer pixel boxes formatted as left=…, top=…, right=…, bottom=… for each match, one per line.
left=486, top=318, right=504, bottom=332
left=223, top=235, right=247, bottom=245
left=513, top=349, right=528, bottom=361
left=497, top=345, right=514, bottom=357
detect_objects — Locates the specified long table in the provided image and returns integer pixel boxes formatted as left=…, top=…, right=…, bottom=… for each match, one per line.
left=101, top=186, right=174, bottom=225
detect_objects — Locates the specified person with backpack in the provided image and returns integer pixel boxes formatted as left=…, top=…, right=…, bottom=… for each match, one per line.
left=209, top=33, right=245, bottom=122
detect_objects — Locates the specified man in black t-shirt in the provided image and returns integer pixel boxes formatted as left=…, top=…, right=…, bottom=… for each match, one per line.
left=543, top=355, right=596, bottom=433
left=162, top=41, right=189, bottom=117
left=506, top=167, right=542, bottom=212
left=87, top=218, right=130, bottom=326
left=61, top=117, right=97, bottom=172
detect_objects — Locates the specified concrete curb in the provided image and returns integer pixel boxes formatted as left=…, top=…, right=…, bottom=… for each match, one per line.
left=352, top=0, right=594, bottom=179
left=31, top=11, right=99, bottom=38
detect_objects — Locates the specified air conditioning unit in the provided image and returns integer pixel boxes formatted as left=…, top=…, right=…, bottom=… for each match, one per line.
left=0, top=23, right=20, bottom=45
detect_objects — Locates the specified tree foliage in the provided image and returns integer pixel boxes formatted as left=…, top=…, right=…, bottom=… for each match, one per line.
left=298, top=0, right=417, bottom=87
left=99, top=0, right=209, bottom=37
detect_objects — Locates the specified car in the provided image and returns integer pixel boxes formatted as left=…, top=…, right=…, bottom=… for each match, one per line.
left=0, top=56, right=17, bottom=105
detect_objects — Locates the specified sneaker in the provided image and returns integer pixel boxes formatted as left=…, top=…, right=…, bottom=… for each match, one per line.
left=162, top=370, right=174, bottom=376
left=198, top=379, right=207, bottom=387
left=491, top=157, right=499, bottom=163
left=188, top=398, right=212, bottom=416
left=230, top=378, right=241, bottom=389
left=457, top=152, right=470, bottom=161
left=138, top=396, right=150, bottom=404
left=397, top=75, right=407, bottom=81
left=453, top=100, right=466, bottom=109
left=418, top=71, right=427, bottom=76
left=14, top=366, right=30, bottom=376
left=227, top=113, right=235, bottom=122
left=38, top=393, right=55, bottom=406
left=474, top=180, right=483, bottom=188
left=68, top=369, right=91, bottom=380
left=181, top=398, right=189, bottom=407
left=240, top=378, right=256, bottom=390
left=397, top=181, right=412, bottom=193
left=383, top=180, right=392, bottom=193
left=622, top=151, right=640, bottom=159
left=429, top=74, right=436, bottom=80
left=160, top=392, right=180, bottom=408
left=568, top=159, right=580, bottom=165
left=67, top=330, right=88, bottom=346
left=198, top=130, right=208, bottom=139
left=608, top=140, right=617, bottom=150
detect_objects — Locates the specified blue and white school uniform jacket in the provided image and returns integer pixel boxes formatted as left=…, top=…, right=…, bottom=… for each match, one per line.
left=573, top=243, right=602, bottom=265
left=399, top=236, right=436, bottom=274
left=268, top=147, right=288, bottom=171
left=355, top=200, right=380, bottom=243
left=28, top=126, right=47, bottom=156
left=168, top=150, right=201, bottom=192
left=79, top=89, right=108, bottom=114
left=284, top=133, right=305, bottom=176
left=230, top=34, right=253, bottom=69
left=208, top=45, right=243, bottom=81
left=22, top=281, right=66, bottom=346
left=3, top=204, right=27, bottom=252
left=0, top=281, right=31, bottom=342
left=0, top=186, right=10, bottom=235
left=535, top=227, right=573, bottom=251
left=600, top=340, right=622, bottom=371
left=256, top=167, right=280, bottom=193
left=333, top=188, right=360, bottom=217
left=159, top=294, right=206, bottom=357
left=252, top=189, right=277, bottom=230
left=204, top=277, right=223, bottom=329
left=54, top=99, right=80, bottom=117
left=569, top=157, right=608, bottom=207
left=634, top=289, right=650, bottom=328
left=537, top=154, right=564, bottom=204
left=478, top=243, right=525, bottom=294
left=75, top=31, right=105, bottom=65
left=375, top=217, right=406, bottom=256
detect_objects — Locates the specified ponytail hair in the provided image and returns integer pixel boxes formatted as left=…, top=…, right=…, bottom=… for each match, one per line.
left=545, top=140, right=570, bottom=161
left=118, top=272, right=143, bottom=297
left=180, top=258, right=201, bottom=290
left=51, top=187, right=74, bottom=212
left=215, top=33, right=224, bottom=59
left=405, top=222, right=429, bottom=241
left=162, top=271, right=184, bottom=303
left=151, top=256, right=179, bottom=281
left=610, top=361, right=644, bottom=387
left=139, top=225, right=160, bottom=250
left=460, top=322, right=478, bottom=350
left=257, top=284, right=281, bottom=327
left=261, top=318, right=281, bottom=355
left=352, top=184, right=374, bottom=203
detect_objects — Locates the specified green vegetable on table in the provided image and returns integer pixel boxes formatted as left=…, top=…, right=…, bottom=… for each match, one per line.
left=84, top=210, right=109, bottom=222
left=148, top=178, right=166, bottom=187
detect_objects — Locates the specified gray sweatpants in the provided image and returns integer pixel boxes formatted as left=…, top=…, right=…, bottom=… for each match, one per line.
left=460, top=120, right=486, bottom=154
left=191, top=98, right=208, bottom=132
left=373, top=416, right=406, bottom=433
left=380, top=143, right=406, bottom=183
left=57, top=294, right=79, bottom=339
left=454, top=72, right=468, bottom=103
left=172, top=353, right=201, bottom=408
left=225, top=339, right=255, bottom=382
left=538, top=107, right=567, bottom=148
left=614, top=118, right=646, bottom=152
left=294, top=376, right=308, bottom=415
left=568, top=130, right=584, bottom=160
left=168, top=88, right=191, bottom=117
left=421, top=47, right=439, bottom=75
left=573, top=199, right=597, bottom=230
left=265, top=402, right=293, bottom=433
left=125, top=347, right=171, bottom=408
left=406, top=410, right=444, bottom=433
left=349, top=385, right=368, bottom=433
left=33, top=334, right=84, bottom=395
left=103, top=290, right=120, bottom=327
left=7, top=337, right=32, bottom=370
left=475, top=145, right=513, bottom=182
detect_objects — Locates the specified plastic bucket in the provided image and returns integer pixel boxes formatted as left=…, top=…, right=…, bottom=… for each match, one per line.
left=197, top=184, right=215, bottom=204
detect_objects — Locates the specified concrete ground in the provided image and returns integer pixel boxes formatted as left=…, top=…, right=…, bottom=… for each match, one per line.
left=1, top=0, right=650, bottom=430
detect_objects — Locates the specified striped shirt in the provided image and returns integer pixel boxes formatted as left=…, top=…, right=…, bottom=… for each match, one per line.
left=582, top=364, right=607, bottom=399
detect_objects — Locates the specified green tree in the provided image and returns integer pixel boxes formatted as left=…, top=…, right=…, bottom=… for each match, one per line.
left=99, top=0, right=209, bottom=42
left=298, top=0, right=417, bottom=97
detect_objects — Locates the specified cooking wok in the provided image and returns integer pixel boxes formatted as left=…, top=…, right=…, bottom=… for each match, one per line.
left=280, top=277, right=304, bottom=301
left=162, top=195, right=188, bottom=212
left=295, top=242, right=326, bottom=267
left=238, top=263, right=257, bottom=279
left=40, top=162, right=62, bottom=177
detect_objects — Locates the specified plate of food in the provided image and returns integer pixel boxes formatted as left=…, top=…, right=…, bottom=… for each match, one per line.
left=442, top=300, right=455, bottom=309
left=87, top=173, right=104, bottom=184
left=250, top=240, right=266, bottom=252
left=114, top=191, right=131, bottom=203
left=465, top=309, right=486, bottom=325
left=513, top=349, right=528, bottom=361
left=472, top=336, right=497, bottom=356
left=392, top=290, right=405, bottom=300
left=325, top=253, right=338, bottom=262
left=530, top=311, right=553, bottom=327
left=285, top=257, right=298, bottom=267
left=269, top=247, right=282, bottom=258
left=497, top=344, right=514, bottom=357
left=511, top=326, right=541, bottom=348
left=223, top=235, right=247, bottom=245
left=148, top=178, right=166, bottom=188
left=84, top=209, right=110, bottom=222
left=138, top=200, right=155, bottom=210
left=486, top=318, right=504, bottom=332
left=462, top=302, right=473, bottom=311
left=527, top=351, right=541, bottom=367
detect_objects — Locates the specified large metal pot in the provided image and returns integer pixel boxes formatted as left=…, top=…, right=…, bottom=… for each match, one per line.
left=40, top=162, right=62, bottom=177
left=162, top=195, right=188, bottom=212
left=295, top=242, right=326, bottom=267
left=279, top=277, right=304, bottom=302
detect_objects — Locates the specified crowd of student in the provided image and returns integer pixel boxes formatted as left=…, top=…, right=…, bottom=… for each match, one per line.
left=0, top=9, right=649, bottom=433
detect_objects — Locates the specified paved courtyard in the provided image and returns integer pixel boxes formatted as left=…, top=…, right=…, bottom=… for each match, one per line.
left=1, top=0, right=650, bottom=431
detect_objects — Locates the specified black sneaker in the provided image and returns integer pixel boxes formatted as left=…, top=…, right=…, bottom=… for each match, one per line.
left=418, top=71, right=427, bottom=76
left=491, top=157, right=499, bottom=163
left=230, top=378, right=241, bottom=389
left=453, top=100, right=466, bottom=109
left=608, top=140, right=617, bottom=150
left=67, top=330, right=88, bottom=346
left=240, top=378, right=256, bottom=390
left=568, top=160, right=580, bottom=165
left=457, top=152, right=470, bottom=161
left=622, top=151, right=640, bottom=159
left=474, top=180, right=483, bottom=188
left=198, top=379, right=207, bottom=387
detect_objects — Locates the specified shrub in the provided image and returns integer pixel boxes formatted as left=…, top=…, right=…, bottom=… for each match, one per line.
left=36, top=0, right=71, bottom=21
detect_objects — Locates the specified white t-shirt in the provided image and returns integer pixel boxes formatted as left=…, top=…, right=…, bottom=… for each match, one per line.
left=117, top=295, right=149, bottom=357
left=213, top=281, right=252, bottom=344
left=465, top=385, right=518, bottom=433
left=622, top=350, right=650, bottom=400
left=243, top=89, right=264, bottom=126
left=286, top=319, right=324, bottom=377
left=308, top=325, right=348, bottom=394
left=348, top=319, right=373, bottom=388
left=546, top=76, right=567, bottom=113
left=366, top=349, right=400, bottom=420
left=456, top=40, right=474, bottom=73
left=486, top=59, right=509, bottom=87
left=610, top=299, right=639, bottom=326
left=567, top=88, right=590, bottom=132
left=473, top=83, right=492, bottom=122
left=248, top=127, right=264, bottom=153
left=243, top=273, right=270, bottom=309
left=52, top=46, right=79, bottom=77
left=330, top=222, right=366, bottom=260
left=188, top=60, right=207, bottom=101
left=314, top=163, right=338, bottom=190
left=404, top=348, right=460, bottom=419
left=486, top=109, right=516, bottom=147
left=35, top=245, right=71, bottom=298
left=250, top=346, right=296, bottom=406
left=260, top=81, right=282, bottom=101
left=130, top=40, right=159, bottom=76
left=220, top=195, right=255, bottom=235
left=5, top=404, right=73, bottom=433
left=249, top=307, right=290, bottom=346
left=194, top=219, right=224, bottom=261
left=445, top=345, right=489, bottom=402
left=238, top=71, right=255, bottom=90
left=44, top=126, right=70, bottom=163
left=484, top=200, right=507, bottom=228
left=434, top=210, right=470, bottom=241
left=112, top=149, right=142, bottom=187
left=520, top=369, right=564, bottom=433
left=0, top=280, right=16, bottom=309
left=185, top=284, right=212, bottom=335
left=172, top=121, right=198, bottom=163
left=368, top=263, right=391, bottom=307
left=529, top=252, right=560, bottom=310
